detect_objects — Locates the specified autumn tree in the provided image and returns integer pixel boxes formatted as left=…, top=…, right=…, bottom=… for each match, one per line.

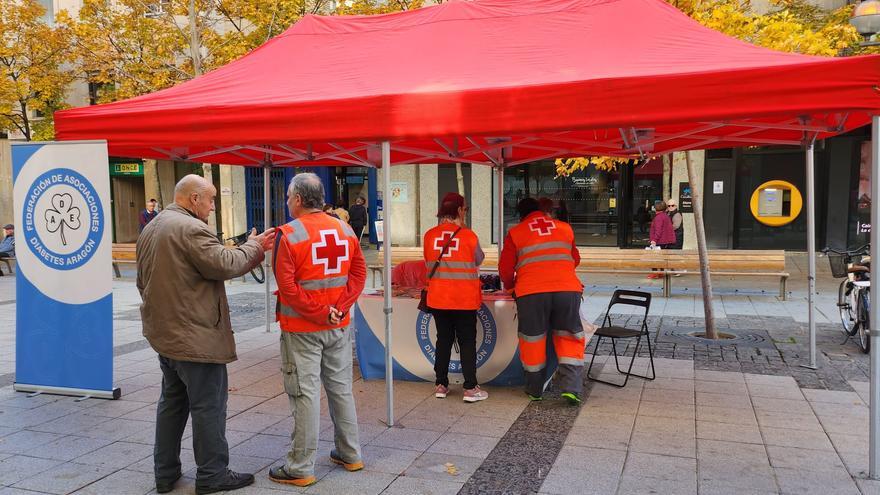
left=0, top=0, right=75, bottom=141
left=554, top=0, right=861, bottom=338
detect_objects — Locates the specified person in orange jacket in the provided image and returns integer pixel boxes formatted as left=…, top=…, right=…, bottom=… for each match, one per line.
left=499, top=197, right=585, bottom=404
left=423, top=192, right=488, bottom=403
left=268, top=173, right=366, bottom=487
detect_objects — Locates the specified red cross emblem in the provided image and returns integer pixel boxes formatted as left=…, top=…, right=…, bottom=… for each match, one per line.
left=529, top=216, right=556, bottom=236
left=433, top=230, right=460, bottom=258
left=312, top=229, right=350, bottom=275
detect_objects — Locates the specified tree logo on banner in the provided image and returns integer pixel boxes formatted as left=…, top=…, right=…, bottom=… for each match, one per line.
left=22, top=168, right=104, bottom=271
left=416, top=303, right=497, bottom=372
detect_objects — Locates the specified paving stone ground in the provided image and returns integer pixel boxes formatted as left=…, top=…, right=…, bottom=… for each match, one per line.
left=0, top=252, right=876, bottom=494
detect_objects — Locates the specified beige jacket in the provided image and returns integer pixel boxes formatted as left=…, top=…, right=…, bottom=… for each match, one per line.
left=136, top=204, right=264, bottom=364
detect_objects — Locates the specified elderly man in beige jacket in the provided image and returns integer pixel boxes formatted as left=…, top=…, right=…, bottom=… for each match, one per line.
left=137, top=175, right=274, bottom=495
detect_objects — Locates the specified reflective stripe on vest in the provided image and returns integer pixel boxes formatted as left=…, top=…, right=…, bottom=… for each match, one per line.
left=433, top=271, right=479, bottom=280
left=424, top=261, right=477, bottom=270
left=300, top=275, right=349, bottom=290
left=515, top=253, right=575, bottom=270
left=517, top=241, right=573, bottom=257
left=279, top=303, right=301, bottom=318
left=286, top=219, right=309, bottom=244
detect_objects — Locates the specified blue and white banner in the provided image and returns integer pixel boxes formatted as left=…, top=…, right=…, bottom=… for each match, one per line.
left=12, top=141, right=118, bottom=398
left=354, top=294, right=595, bottom=387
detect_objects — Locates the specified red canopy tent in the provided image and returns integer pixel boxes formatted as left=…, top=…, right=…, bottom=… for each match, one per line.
left=56, top=0, right=880, bottom=166
left=55, top=0, right=880, bottom=461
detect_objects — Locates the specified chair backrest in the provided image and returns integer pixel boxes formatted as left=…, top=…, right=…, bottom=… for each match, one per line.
left=602, top=289, right=652, bottom=330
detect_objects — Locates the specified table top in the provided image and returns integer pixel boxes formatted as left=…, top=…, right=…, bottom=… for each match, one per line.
left=359, top=289, right=514, bottom=302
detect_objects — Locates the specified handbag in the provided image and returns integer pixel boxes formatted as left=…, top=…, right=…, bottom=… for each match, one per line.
left=418, top=226, right=462, bottom=314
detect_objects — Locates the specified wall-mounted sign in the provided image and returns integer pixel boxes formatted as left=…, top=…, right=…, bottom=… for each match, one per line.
left=109, top=162, right=143, bottom=176
left=678, top=182, right=693, bottom=213
left=750, top=180, right=802, bottom=227
left=713, top=181, right=724, bottom=194
left=390, top=181, right=408, bottom=203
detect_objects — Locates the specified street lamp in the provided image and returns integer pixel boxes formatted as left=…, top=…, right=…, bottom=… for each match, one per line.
left=851, top=0, right=880, bottom=46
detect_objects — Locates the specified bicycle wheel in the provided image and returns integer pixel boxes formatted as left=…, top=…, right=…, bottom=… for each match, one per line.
left=858, top=290, right=871, bottom=354
left=250, top=264, right=265, bottom=284
left=839, top=280, right=857, bottom=336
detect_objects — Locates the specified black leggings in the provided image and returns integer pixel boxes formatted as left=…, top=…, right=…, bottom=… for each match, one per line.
left=432, top=309, right=478, bottom=390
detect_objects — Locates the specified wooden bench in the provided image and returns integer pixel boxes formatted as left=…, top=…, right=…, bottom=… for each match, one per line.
left=664, top=250, right=789, bottom=299
left=112, top=243, right=137, bottom=278
left=369, top=247, right=789, bottom=299
left=0, top=256, right=15, bottom=275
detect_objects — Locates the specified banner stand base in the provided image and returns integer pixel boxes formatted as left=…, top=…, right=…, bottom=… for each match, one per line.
left=13, top=382, right=121, bottom=400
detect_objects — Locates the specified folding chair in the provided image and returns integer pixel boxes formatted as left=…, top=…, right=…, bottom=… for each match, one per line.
left=586, top=289, right=655, bottom=387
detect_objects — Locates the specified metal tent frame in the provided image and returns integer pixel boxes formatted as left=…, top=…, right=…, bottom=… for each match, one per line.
left=166, top=114, right=844, bottom=435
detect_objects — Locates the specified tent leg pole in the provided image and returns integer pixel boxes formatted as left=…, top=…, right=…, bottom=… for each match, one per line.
left=870, top=115, right=880, bottom=479
left=801, top=141, right=818, bottom=370
left=264, top=163, right=272, bottom=334
left=382, top=141, right=394, bottom=427
left=497, top=165, right=504, bottom=257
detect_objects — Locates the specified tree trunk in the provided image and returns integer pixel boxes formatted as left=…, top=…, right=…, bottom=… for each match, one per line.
left=662, top=154, right=671, bottom=200
left=19, top=100, right=31, bottom=141
left=685, top=151, right=717, bottom=339
left=455, top=162, right=465, bottom=195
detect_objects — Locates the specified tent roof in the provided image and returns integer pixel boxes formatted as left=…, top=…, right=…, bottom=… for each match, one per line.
left=55, top=0, right=880, bottom=167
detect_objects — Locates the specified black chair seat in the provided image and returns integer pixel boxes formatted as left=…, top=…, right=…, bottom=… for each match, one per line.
left=587, top=290, right=655, bottom=388
left=595, top=326, right=642, bottom=339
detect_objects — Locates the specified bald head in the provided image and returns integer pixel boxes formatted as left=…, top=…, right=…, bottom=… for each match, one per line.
left=174, top=174, right=212, bottom=201
left=175, top=174, right=216, bottom=223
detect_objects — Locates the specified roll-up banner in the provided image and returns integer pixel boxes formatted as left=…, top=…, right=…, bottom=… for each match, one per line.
left=12, top=141, right=119, bottom=399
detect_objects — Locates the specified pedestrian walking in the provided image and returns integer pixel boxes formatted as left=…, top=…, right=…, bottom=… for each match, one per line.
left=423, top=192, right=488, bottom=402
left=666, top=198, right=684, bottom=249
left=499, top=197, right=585, bottom=404
left=269, top=173, right=367, bottom=487
left=349, top=196, right=368, bottom=242
left=137, top=175, right=275, bottom=495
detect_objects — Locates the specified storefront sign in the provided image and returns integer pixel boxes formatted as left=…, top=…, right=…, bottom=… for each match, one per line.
left=12, top=141, right=118, bottom=399
left=109, top=162, right=143, bottom=176
left=750, top=180, right=802, bottom=227
left=679, top=182, right=693, bottom=213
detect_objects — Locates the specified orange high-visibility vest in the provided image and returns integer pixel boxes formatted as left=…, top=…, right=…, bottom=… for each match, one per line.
left=508, top=212, right=582, bottom=298
left=275, top=213, right=358, bottom=332
left=423, top=223, right=481, bottom=311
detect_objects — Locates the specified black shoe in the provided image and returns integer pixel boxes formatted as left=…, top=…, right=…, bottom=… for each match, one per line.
left=156, top=474, right=181, bottom=494
left=195, top=470, right=255, bottom=495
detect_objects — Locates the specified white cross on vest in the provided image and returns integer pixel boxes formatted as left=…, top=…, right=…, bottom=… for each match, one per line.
left=433, top=230, right=460, bottom=258
left=312, top=229, right=350, bottom=275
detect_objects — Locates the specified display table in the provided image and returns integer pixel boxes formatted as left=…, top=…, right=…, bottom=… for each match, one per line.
left=354, top=291, right=595, bottom=387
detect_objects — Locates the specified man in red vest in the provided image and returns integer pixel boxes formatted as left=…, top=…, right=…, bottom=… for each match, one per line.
left=268, top=173, right=367, bottom=487
left=499, top=197, right=585, bottom=404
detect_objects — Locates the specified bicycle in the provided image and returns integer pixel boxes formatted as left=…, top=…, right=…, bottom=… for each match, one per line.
left=825, top=244, right=871, bottom=353
left=222, top=232, right=266, bottom=284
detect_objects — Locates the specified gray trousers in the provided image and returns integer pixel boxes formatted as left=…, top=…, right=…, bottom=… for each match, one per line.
left=155, top=356, right=229, bottom=485
left=281, top=328, right=361, bottom=477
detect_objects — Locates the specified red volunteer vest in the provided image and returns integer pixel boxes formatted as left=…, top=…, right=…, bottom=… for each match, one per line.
left=508, top=212, right=582, bottom=297
left=275, top=213, right=357, bottom=332
left=423, top=223, right=481, bottom=311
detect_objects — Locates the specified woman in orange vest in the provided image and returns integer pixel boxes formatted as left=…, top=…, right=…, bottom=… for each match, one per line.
left=422, top=192, right=488, bottom=402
